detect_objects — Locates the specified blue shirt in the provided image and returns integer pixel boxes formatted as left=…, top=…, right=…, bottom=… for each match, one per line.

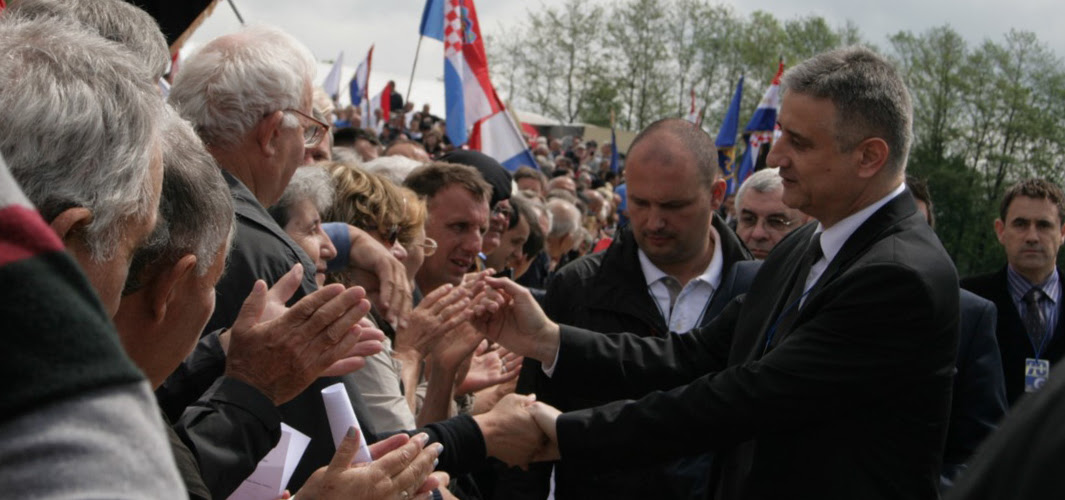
left=1006, top=265, right=1060, bottom=350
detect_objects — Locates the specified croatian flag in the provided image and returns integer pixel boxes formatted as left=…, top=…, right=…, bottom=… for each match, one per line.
left=420, top=0, right=501, bottom=147
left=321, top=51, right=344, bottom=102
left=716, top=76, right=744, bottom=195
left=365, top=82, right=392, bottom=135
left=349, top=46, right=373, bottom=108
left=420, top=0, right=537, bottom=170
left=737, top=61, right=785, bottom=188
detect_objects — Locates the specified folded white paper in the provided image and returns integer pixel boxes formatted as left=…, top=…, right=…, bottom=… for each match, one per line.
left=227, top=423, right=310, bottom=500
left=321, top=382, right=373, bottom=463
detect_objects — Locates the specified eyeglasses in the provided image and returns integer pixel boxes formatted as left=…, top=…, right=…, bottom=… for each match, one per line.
left=491, top=204, right=512, bottom=219
left=418, top=237, right=438, bottom=256
left=381, top=225, right=400, bottom=246
left=365, top=223, right=401, bottom=246
left=282, top=108, right=329, bottom=147
left=737, top=213, right=795, bottom=233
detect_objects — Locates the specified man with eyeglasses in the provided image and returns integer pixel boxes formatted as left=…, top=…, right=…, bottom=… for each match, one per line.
left=734, top=167, right=810, bottom=259
left=502, top=118, right=754, bottom=500
left=161, top=25, right=420, bottom=493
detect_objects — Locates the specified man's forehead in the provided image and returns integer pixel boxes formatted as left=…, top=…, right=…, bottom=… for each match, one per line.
left=1006, top=196, right=1062, bottom=221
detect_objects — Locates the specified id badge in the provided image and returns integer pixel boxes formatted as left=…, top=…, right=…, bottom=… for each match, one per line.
left=1025, top=358, right=1050, bottom=393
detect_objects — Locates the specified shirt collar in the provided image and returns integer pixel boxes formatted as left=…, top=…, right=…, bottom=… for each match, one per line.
left=638, top=225, right=724, bottom=290
left=1007, top=265, right=1060, bottom=305
left=815, top=182, right=906, bottom=265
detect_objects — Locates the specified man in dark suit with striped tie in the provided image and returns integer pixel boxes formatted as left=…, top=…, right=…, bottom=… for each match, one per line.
left=962, top=178, right=1065, bottom=406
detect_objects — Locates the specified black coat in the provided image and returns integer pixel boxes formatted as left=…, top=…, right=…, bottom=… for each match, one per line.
left=961, top=266, right=1065, bottom=406
left=550, top=191, right=959, bottom=500
left=504, top=215, right=753, bottom=500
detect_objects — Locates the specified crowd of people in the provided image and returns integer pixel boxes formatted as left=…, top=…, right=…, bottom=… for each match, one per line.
left=3, top=1, right=1065, bottom=499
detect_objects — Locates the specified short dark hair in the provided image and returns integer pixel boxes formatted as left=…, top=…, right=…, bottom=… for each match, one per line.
left=905, top=175, right=934, bottom=229
left=999, top=178, right=1065, bottom=224
left=403, top=161, right=491, bottom=203
left=626, top=118, right=717, bottom=189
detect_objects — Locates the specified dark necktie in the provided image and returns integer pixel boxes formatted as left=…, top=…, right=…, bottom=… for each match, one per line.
left=1023, top=287, right=1048, bottom=352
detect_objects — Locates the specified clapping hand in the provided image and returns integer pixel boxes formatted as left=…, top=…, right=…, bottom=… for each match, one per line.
left=300, top=428, right=448, bottom=500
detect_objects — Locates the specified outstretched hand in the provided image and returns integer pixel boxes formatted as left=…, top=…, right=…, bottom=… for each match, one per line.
left=527, top=401, right=562, bottom=462
left=455, top=341, right=522, bottom=396
left=224, top=263, right=374, bottom=405
left=469, top=276, right=561, bottom=365
left=472, top=393, right=547, bottom=469
left=300, top=428, right=447, bottom=500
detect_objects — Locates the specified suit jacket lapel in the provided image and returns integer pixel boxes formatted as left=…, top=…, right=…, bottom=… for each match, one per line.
left=780, top=191, right=919, bottom=343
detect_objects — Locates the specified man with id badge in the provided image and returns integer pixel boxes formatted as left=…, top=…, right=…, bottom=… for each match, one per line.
left=963, top=178, right=1065, bottom=406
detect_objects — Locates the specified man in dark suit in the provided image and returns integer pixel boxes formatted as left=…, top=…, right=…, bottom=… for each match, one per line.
left=506, top=118, right=754, bottom=499
left=961, top=178, right=1065, bottom=406
left=907, top=177, right=1007, bottom=489
left=474, top=46, right=959, bottom=499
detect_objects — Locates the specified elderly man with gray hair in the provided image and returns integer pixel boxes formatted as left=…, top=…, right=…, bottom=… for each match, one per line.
left=162, top=25, right=472, bottom=496
left=4, top=0, right=171, bottom=83
left=734, top=167, right=810, bottom=259
left=0, top=15, right=182, bottom=499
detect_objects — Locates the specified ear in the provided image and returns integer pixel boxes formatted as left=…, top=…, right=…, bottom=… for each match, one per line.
left=709, top=178, right=727, bottom=210
left=257, top=111, right=285, bottom=157
left=50, top=207, right=95, bottom=264
left=146, top=254, right=198, bottom=321
left=994, top=218, right=1006, bottom=245
left=49, top=207, right=93, bottom=242
left=854, top=137, right=890, bottom=179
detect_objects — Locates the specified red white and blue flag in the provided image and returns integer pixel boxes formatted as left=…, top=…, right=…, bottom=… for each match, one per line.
left=420, top=0, right=538, bottom=170
left=321, top=51, right=345, bottom=102
left=364, top=81, right=392, bottom=135
left=349, top=45, right=373, bottom=108
left=737, top=61, right=785, bottom=187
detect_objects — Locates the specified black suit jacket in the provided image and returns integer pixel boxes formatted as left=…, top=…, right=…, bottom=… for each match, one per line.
left=960, top=266, right=1065, bottom=406
left=941, top=290, right=1007, bottom=489
left=548, top=191, right=959, bottom=500
left=506, top=216, right=753, bottom=499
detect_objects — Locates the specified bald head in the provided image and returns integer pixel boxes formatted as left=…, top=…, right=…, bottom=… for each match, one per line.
left=627, top=118, right=718, bottom=189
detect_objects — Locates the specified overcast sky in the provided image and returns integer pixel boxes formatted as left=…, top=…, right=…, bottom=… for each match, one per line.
left=184, top=0, right=1064, bottom=112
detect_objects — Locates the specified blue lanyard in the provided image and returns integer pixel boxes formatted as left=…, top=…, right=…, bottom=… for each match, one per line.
left=1028, top=312, right=1053, bottom=360
left=763, top=287, right=815, bottom=354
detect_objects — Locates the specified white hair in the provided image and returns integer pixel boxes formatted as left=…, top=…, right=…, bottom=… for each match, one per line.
left=272, top=167, right=335, bottom=227
left=365, top=155, right=425, bottom=186
left=168, top=25, right=315, bottom=148
left=125, top=108, right=235, bottom=293
left=3, top=0, right=170, bottom=81
left=735, top=167, right=784, bottom=211
left=547, top=198, right=581, bottom=239
left=0, top=17, right=164, bottom=261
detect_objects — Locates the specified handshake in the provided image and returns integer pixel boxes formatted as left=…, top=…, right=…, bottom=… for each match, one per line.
left=474, top=393, right=564, bottom=468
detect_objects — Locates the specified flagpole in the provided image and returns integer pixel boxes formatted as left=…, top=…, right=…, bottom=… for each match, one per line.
left=226, top=0, right=246, bottom=26
left=405, top=37, right=424, bottom=105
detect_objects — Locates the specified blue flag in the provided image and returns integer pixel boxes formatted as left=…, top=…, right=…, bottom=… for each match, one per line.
left=610, top=127, right=620, bottom=173
left=419, top=0, right=445, bottom=41
left=717, top=77, right=744, bottom=195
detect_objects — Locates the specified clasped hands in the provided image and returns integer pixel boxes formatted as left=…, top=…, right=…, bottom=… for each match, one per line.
left=462, top=275, right=571, bottom=468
